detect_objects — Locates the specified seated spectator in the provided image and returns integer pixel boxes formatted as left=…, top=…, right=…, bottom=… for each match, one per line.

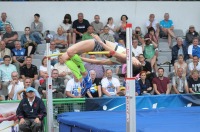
left=174, top=55, right=187, bottom=77
left=2, top=24, right=18, bottom=50
left=0, top=12, right=14, bottom=34
left=172, top=68, right=189, bottom=94
left=188, top=56, right=200, bottom=75
left=72, top=13, right=90, bottom=43
left=101, top=69, right=120, bottom=97
left=86, top=70, right=102, bottom=98
left=16, top=87, right=46, bottom=132
left=146, top=14, right=160, bottom=39
left=185, top=25, right=200, bottom=47
left=39, top=69, right=65, bottom=99
left=0, top=55, right=17, bottom=97
left=20, top=56, right=40, bottom=90
left=39, top=57, right=53, bottom=80
left=132, top=39, right=143, bottom=58
left=30, top=13, right=43, bottom=44
left=117, top=38, right=125, bottom=48
left=100, top=26, right=115, bottom=43
left=60, top=14, right=73, bottom=44
left=188, top=37, right=200, bottom=59
left=145, top=27, right=158, bottom=44
left=53, top=27, right=68, bottom=49
left=133, top=26, right=145, bottom=46
left=188, top=69, right=200, bottom=93
left=12, top=41, right=26, bottom=74
left=106, top=17, right=117, bottom=41
left=138, top=71, right=152, bottom=95
left=8, top=71, right=24, bottom=100
left=0, top=40, right=11, bottom=64
left=20, top=27, right=37, bottom=57
left=152, top=68, right=171, bottom=95
left=117, top=15, right=128, bottom=43
left=159, top=13, right=176, bottom=47
left=54, top=55, right=72, bottom=85
left=172, top=37, right=189, bottom=65
left=91, top=15, right=104, bottom=35
left=82, top=25, right=94, bottom=40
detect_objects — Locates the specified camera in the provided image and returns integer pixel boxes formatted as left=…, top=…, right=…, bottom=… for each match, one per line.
left=135, top=31, right=139, bottom=34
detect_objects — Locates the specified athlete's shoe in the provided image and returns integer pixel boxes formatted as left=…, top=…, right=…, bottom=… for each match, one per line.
left=80, top=72, right=92, bottom=96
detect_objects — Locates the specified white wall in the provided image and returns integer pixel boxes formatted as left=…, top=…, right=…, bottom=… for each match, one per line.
left=0, top=1, right=200, bottom=34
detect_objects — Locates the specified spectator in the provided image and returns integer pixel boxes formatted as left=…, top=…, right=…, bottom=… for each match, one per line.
left=54, top=55, right=72, bottom=85
left=20, top=56, right=40, bottom=90
left=101, top=69, right=120, bottom=96
left=188, top=55, right=200, bottom=75
left=146, top=14, right=159, bottom=39
left=8, top=71, right=24, bottom=100
left=138, top=71, right=152, bottom=95
left=145, top=27, right=158, bottom=44
left=117, top=38, right=125, bottom=48
left=152, top=68, right=171, bottom=95
left=188, top=69, right=200, bottom=93
left=84, top=54, right=105, bottom=80
left=12, top=41, right=26, bottom=74
left=106, top=17, right=117, bottom=41
left=160, top=13, right=176, bottom=47
left=30, top=13, right=43, bottom=44
left=39, top=69, right=65, bottom=99
left=100, top=26, right=115, bottom=43
left=2, top=24, right=18, bottom=50
left=132, top=39, right=143, bottom=58
left=0, top=40, right=11, bottom=64
left=82, top=25, right=94, bottom=40
left=117, top=15, right=128, bottom=43
left=0, top=12, right=14, bottom=34
left=86, top=70, right=102, bottom=98
left=91, top=15, right=104, bottom=35
left=174, top=55, right=187, bottom=77
left=171, top=37, right=189, bottom=65
left=53, top=27, right=68, bottom=49
left=185, top=25, right=200, bottom=47
left=133, top=26, right=145, bottom=46
left=0, top=55, right=17, bottom=97
left=20, top=27, right=37, bottom=57
left=60, top=14, right=73, bottom=44
left=39, top=57, right=53, bottom=80
left=172, top=68, right=189, bottom=94
left=72, top=13, right=90, bottom=43
left=16, top=87, right=46, bottom=132
left=188, top=37, right=200, bottom=59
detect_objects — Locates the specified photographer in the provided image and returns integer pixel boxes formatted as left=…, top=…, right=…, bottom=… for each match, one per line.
left=133, top=26, right=145, bottom=46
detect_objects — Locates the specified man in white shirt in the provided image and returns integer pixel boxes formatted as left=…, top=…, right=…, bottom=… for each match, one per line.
left=101, top=69, right=120, bottom=96
left=188, top=55, right=200, bottom=75
left=132, top=39, right=143, bottom=58
left=146, top=14, right=159, bottom=38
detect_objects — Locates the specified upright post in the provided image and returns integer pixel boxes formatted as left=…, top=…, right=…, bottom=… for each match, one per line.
left=46, top=40, right=54, bottom=132
left=126, top=23, right=136, bottom=132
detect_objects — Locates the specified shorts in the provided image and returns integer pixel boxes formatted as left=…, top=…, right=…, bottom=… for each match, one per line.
left=93, top=39, right=106, bottom=52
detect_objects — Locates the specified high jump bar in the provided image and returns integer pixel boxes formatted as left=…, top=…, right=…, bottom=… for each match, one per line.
left=46, top=51, right=110, bottom=57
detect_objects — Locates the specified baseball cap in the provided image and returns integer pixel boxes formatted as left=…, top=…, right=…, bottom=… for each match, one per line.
left=26, top=87, right=36, bottom=92
left=189, top=25, right=195, bottom=28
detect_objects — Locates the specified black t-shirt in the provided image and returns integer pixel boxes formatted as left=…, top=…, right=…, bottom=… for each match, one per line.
left=141, top=61, right=152, bottom=72
left=72, top=19, right=90, bottom=34
left=86, top=78, right=101, bottom=98
left=20, top=64, right=38, bottom=78
left=188, top=77, right=200, bottom=93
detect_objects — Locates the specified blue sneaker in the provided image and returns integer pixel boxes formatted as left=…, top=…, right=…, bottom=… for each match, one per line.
left=84, top=71, right=92, bottom=89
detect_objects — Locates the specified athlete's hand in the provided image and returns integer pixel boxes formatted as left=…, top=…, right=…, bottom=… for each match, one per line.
left=132, top=57, right=141, bottom=66
left=91, top=33, right=103, bottom=43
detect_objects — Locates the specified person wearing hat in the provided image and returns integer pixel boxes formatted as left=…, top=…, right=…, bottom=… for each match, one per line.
left=185, top=25, right=200, bottom=47
left=16, top=87, right=46, bottom=132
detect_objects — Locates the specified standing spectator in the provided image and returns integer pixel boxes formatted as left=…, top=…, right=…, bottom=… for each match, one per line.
left=8, top=71, right=24, bottom=100
left=60, top=14, right=73, bottom=44
left=86, top=70, right=102, bottom=98
left=188, top=56, right=200, bottom=75
left=188, top=70, right=200, bottom=93
left=12, top=41, right=26, bottom=74
left=171, top=37, right=189, bottom=65
left=100, top=26, right=115, bottom=42
left=82, top=25, right=94, bottom=40
left=0, top=55, right=17, bottom=97
left=172, top=68, right=189, bottom=94
left=101, top=69, right=120, bottom=97
left=72, top=13, right=90, bottom=43
left=146, top=14, right=159, bottom=39
left=84, top=54, right=105, bottom=80
left=53, top=27, right=68, bottom=49
left=160, top=13, right=176, bottom=47
left=117, top=15, right=128, bottom=43
left=91, top=15, right=104, bottom=35
left=132, top=39, right=143, bottom=58
left=2, top=24, right=18, bottom=50
left=30, top=13, right=43, bottom=44
left=133, top=26, right=145, bottom=46
left=138, top=71, right=152, bottom=95
left=16, top=87, right=46, bottom=132
left=20, top=27, right=37, bottom=57
left=0, top=12, right=14, bottom=34
left=152, top=68, right=171, bottom=95
left=20, top=56, right=40, bottom=90
left=106, top=17, right=117, bottom=41
left=188, top=37, right=200, bottom=59
left=0, top=40, right=11, bottom=64
left=185, top=25, right=200, bottom=47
